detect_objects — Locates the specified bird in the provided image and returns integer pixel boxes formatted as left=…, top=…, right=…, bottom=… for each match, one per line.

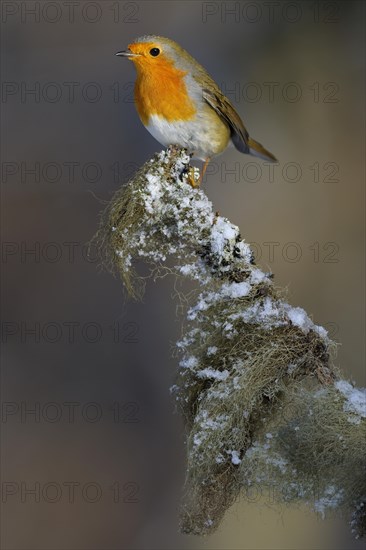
left=116, top=35, right=277, bottom=185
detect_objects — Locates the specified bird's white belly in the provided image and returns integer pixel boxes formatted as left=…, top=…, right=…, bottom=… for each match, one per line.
left=146, top=113, right=229, bottom=160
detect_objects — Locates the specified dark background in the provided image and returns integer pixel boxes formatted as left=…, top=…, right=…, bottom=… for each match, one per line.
left=1, top=1, right=365, bottom=548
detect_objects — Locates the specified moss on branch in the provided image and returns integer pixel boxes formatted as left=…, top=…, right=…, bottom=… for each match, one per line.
left=93, top=147, right=366, bottom=538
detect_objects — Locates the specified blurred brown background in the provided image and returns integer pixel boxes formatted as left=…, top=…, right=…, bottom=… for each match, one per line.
left=1, top=1, right=365, bottom=548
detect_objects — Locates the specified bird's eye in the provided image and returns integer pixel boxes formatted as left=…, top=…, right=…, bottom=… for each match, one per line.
left=149, top=47, right=160, bottom=57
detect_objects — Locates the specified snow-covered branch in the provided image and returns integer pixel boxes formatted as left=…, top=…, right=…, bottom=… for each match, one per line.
left=94, top=147, right=366, bottom=538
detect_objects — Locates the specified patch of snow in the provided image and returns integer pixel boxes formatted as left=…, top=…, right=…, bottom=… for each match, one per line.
left=335, top=380, right=366, bottom=422
left=234, top=240, right=252, bottom=263
left=197, top=368, right=229, bottom=381
left=249, top=268, right=268, bottom=285
left=210, top=218, right=238, bottom=256
left=178, top=263, right=196, bottom=276
left=179, top=355, right=198, bottom=370
left=193, top=434, right=202, bottom=447
left=227, top=449, right=242, bottom=465
left=286, top=305, right=313, bottom=331
left=314, top=325, right=328, bottom=339
left=221, top=281, right=251, bottom=299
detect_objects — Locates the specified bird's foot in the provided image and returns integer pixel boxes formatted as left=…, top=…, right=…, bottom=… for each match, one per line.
left=187, top=166, right=201, bottom=187
left=180, top=165, right=200, bottom=187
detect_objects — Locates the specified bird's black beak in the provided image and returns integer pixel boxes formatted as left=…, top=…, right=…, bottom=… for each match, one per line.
left=115, top=50, right=140, bottom=58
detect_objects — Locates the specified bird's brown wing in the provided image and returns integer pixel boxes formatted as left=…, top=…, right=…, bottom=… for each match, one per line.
left=201, top=84, right=250, bottom=154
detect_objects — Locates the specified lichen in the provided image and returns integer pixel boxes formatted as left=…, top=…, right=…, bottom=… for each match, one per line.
left=93, top=147, right=366, bottom=538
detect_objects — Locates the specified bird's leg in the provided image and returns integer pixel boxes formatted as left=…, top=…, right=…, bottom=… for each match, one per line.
left=186, top=157, right=211, bottom=188
left=201, top=157, right=211, bottom=182
left=186, top=167, right=199, bottom=187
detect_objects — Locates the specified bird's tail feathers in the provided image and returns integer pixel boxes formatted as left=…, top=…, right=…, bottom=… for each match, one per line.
left=248, top=137, right=277, bottom=162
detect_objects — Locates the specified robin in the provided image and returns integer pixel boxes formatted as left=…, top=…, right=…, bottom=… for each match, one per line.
left=116, top=35, right=277, bottom=185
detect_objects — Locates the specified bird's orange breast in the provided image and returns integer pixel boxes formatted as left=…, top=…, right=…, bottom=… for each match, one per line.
left=133, top=60, right=196, bottom=125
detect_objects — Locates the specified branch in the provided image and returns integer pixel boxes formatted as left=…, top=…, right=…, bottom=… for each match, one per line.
left=93, top=147, right=366, bottom=538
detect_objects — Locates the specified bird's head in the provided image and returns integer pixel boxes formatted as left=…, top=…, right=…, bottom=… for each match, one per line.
left=116, top=35, right=196, bottom=76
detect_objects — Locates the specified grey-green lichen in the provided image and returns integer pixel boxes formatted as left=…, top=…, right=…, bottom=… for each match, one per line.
left=93, top=147, right=366, bottom=538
